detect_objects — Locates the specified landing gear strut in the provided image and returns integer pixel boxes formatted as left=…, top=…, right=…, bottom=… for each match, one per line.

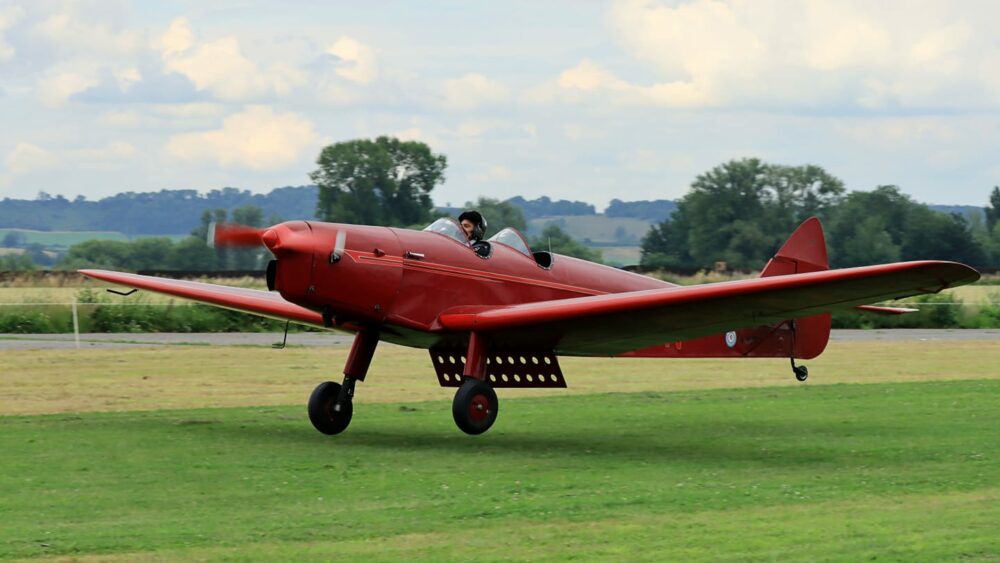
left=308, top=329, right=378, bottom=436
left=452, top=332, right=499, bottom=435
left=791, top=357, right=808, bottom=382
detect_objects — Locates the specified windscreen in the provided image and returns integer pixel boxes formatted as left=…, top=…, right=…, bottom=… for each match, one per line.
left=488, top=228, right=532, bottom=257
left=423, top=218, right=468, bottom=244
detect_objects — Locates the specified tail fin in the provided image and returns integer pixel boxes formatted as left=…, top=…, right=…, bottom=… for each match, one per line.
left=760, top=217, right=828, bottom=276
left=761, top=217, right=831, bottom=359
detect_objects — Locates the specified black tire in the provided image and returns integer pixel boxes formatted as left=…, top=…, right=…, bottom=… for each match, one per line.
left=452, top=378, right=498, bottom=435
left=308, top=381, right=353, bottom=435
left=794, top=365, right=809, bottom=382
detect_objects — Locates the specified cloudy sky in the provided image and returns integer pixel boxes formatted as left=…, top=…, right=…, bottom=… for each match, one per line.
left=1, top=0, right=998, bottom=209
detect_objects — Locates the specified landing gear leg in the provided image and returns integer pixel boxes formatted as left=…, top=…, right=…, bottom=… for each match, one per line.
left=791, top=357, right=808, bottom=382
left=308, top=329, right=379, bottom=435
left=452, top=332, right=499, bottom=435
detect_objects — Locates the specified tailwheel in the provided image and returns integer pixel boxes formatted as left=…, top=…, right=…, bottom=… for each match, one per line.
left=308, top=381, right=353, bottom=435
left=794, top=365, right=808, bottom=382
left=452, top=378, right=499, bottom=435
left=791, top=358, right=809, bottom=382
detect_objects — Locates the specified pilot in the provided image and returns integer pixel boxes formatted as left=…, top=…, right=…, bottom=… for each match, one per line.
left=458, top=210, right=487, bottom=245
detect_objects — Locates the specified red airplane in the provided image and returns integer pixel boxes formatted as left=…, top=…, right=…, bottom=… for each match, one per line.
left=80, top=216, right=979, bottom=436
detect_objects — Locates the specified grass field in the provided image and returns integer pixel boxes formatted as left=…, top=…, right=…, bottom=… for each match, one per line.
left=0, top=278, right=995, bottom=305
left=1, top=339, right=999, bottom=560
left=0, top=228, right=130, bottom=247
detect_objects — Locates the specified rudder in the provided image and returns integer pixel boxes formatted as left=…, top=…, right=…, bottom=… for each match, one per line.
left=760, top=217, right=831, bottom=359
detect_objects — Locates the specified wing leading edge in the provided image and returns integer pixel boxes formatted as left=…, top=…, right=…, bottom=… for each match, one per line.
left=79, top=269, right=326, bottom=328
left=437, top=260, right=979, bottom=356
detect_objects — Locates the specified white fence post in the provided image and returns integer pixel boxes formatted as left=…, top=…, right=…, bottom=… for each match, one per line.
left=72, top=297, right=80, bottom=349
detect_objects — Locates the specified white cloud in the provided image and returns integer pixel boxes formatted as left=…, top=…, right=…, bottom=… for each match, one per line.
left=33, top=9, right=142, bottom=57
left=454, top=119, right=511, bottom=138
left=593, top=0, right=1000, bottom=110
left=5, top=143, right=56, bottom=175
left=834, top=118, right=958, bottom=149
left=0, top=4, right=24, bottom=61
left=68, top=141, right=137, bottom=162
left=441, top=73, right=510, bottom=110
left=558, top=60, right=620, bottom=91
left=391, top=128, right=427, bottom=142
left=159, top=17, right=194, bottom=56
left=470, top=164, right=516, bottom=183
left=37, top=68, right=99, bottom=106
left=166, top=106, right=319, bottom=170
left=327, top=37, right=377, bottom=84
left=161, top=22, right=306, bottom=102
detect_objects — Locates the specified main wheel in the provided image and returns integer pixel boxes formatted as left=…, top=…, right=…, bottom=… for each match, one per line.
left=308, top=381, right=353, bottom=435
left=452, top=378, right=499, bottom=435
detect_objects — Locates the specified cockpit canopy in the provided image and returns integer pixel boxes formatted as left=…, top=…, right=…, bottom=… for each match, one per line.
left=423, top=217, right=467, bottom=244
left=488, top=228, right=531, bottom=257
left=422, top=219, right=552, bottom=268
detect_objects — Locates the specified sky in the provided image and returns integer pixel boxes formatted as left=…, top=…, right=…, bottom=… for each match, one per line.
left=0, top=0, right=998, bottom=210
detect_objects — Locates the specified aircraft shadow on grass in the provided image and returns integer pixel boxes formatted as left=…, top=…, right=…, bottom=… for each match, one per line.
left=165, top=414, right=916, bottom=468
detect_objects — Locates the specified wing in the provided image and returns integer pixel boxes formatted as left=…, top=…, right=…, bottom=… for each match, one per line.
left=79, top=269, right=326, bottom=328
left=437, top=260, right=979, bottom=356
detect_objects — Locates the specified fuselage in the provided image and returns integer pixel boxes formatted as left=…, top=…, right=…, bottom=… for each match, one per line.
left=269, top=220, right=672, bottom=347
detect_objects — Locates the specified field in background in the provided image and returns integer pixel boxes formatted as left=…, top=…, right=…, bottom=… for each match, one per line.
left=0, top=228, right=130, bottom=247
left=0, top=274, right=997, bottom=333
left=0, top=228, right=188, bottom=249
left=1, top=339, right=998, bottom=559
left=525, top=215, right=652, bottom=244
left=1, top=274, right=995, bottom=302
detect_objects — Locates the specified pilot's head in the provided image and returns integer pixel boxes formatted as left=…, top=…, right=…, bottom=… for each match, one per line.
left=458, top=210, right=487, bottom=241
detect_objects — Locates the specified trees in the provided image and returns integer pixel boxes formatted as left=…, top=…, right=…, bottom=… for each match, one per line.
left=311, top=137, right=446, bottom=227
left=986, top=186, right=1000, bottom=233
left=640, top=159, right=845, bottom=270
left=827, top=186, right=985, bottom=268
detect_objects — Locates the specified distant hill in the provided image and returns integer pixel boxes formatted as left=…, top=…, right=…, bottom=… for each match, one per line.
left=929, top=204, right=985, bottom=221
left=605, top=199, right=677, bottom=222
left=0, top=186, right=319, bottom=235
left=525, top=216, right=653, bottom=246
left=506, top=196, right=596, bottom=219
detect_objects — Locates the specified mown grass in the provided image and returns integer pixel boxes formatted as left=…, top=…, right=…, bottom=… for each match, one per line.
left=2, top=339, right=999, bottom=415
left=1, top=380, right=998, bottom=560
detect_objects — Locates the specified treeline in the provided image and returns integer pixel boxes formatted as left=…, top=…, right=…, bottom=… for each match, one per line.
left=641, top=159, right=1000, bottom=270
left=0, top=186, right=318, bottom=235
left=504, top=196, right=596, bottom=218
left=501, top=196, right=676, bottom=221
left=605, top=199, right=677, bottom=222
left=57, top=207, right=269, bottom=271
left=40, top=195, right=602, bottom=272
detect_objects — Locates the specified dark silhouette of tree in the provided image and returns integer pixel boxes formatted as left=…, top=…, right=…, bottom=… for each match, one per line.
left=312, top=137, right=445, bottom=227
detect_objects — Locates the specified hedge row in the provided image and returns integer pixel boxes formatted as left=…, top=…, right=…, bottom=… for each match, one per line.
left=0, top=291, right=997, bottom=334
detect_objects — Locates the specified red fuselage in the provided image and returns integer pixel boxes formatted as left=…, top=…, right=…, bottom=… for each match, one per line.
left=268, top=221, right=671, bottom=348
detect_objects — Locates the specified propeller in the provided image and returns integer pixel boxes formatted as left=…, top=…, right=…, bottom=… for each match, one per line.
left=209, top=222, right=268, bottom=248
left=208, top=221, right=316, bottom=293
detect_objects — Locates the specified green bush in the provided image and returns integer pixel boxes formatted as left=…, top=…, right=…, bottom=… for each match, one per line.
left=0, top=309, right=59, bottom=333
left=831, top=293, right=1000, bottom=329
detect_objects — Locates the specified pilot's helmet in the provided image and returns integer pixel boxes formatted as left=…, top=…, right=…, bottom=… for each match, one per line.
left=458, top=210, right=487, bottom=241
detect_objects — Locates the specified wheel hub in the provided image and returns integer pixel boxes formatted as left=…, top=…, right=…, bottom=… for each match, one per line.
left=468, top=394, right=490, bottom=422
